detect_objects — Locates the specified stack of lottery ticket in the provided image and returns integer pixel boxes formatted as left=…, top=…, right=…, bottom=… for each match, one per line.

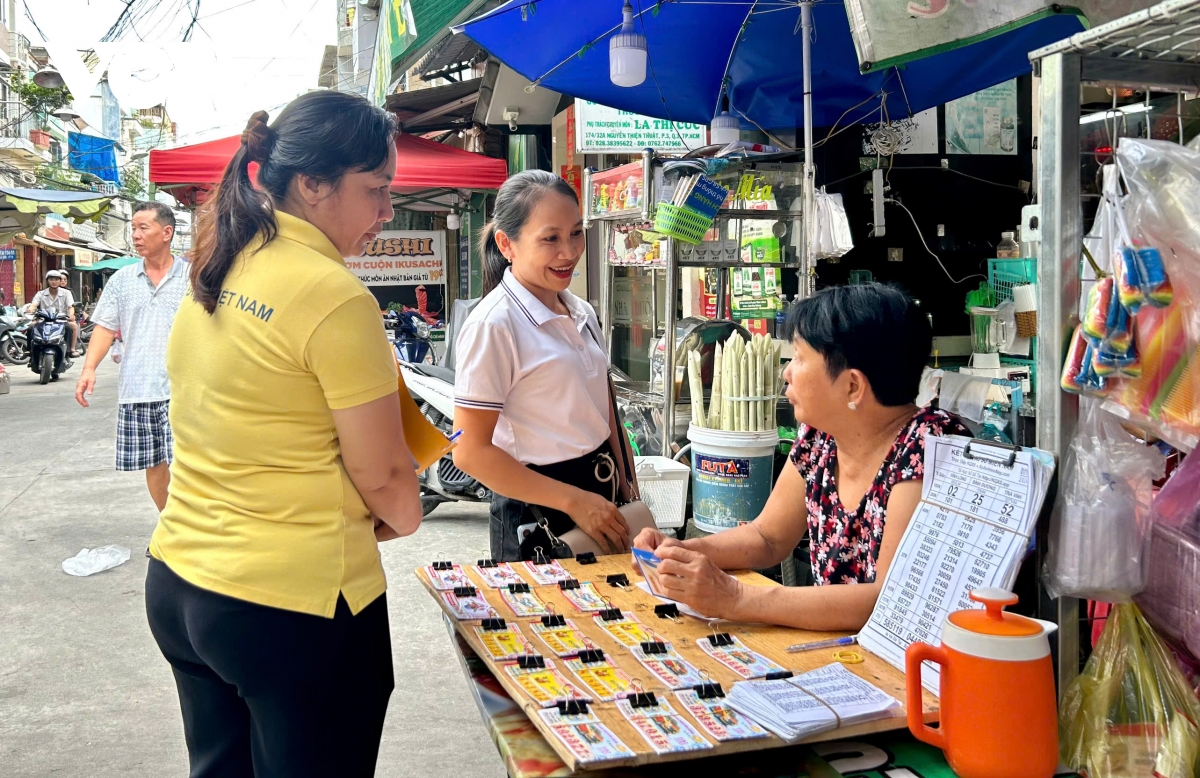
left=441, top=590, right=499, bottom=620
left=530, top=619, right=590, bottom=657
left=674, top=689, right=769, bottom=742
left=538, top=707, right=634, bottom=766
left=697, top=635, right=786, bottom=679
left=616, top=696, right=712, bottom=755
left=472, top=562, right=526, bottom=589
left=726, top=663, right=900, bottom=741
left=522, top=560, right=574, bottom=585
left=628, top=643, right=706, bottom=690
left=423, top=563, right=471, bottom=590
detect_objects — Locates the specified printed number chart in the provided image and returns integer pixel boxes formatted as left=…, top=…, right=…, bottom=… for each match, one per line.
left=859, top=435, right=1053, bottom=693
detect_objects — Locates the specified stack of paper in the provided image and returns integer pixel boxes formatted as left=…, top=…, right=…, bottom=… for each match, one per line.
left=726, top=663, right=900, bottom=742
left=857, top=434, right=1056, bottom=692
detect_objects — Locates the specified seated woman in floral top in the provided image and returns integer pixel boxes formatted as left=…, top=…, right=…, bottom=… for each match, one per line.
left=634, top=284, right=968, bottom=631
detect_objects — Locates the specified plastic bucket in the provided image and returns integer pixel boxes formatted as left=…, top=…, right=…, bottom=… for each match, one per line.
left=687, top=424, right=779, bottom=534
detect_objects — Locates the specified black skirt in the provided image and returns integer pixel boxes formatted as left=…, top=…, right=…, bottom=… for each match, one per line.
left=488, top=440, right=615, bottom=562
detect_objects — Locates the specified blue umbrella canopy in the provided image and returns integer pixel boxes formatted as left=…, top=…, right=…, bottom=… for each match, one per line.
left=457, top=1, right=1084, bottom=130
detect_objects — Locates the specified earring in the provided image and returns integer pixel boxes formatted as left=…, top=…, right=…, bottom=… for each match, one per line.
left=848, top=401, right=857, bottom=411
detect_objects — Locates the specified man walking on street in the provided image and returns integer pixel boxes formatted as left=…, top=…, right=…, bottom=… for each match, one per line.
left=27, top=270, right=80, bottom=356
left=75, top=201, right=189, bottom=512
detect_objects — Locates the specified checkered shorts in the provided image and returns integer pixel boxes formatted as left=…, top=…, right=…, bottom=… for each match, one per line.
left=116, top=401, right=173, bottom=472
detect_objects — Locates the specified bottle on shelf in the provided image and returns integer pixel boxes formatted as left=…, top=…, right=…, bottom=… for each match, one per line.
left=996, top=231, right=1020, bottom=259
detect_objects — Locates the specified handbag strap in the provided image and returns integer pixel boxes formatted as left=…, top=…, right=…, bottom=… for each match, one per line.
left=583, top=319, right=639, bottom=502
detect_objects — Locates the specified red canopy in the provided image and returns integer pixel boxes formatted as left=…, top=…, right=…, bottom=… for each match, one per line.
left=149, top=132, right=507, bottom=207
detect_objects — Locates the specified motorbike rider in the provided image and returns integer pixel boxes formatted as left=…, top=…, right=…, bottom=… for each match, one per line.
left=25, top=270, right=79, bottom=356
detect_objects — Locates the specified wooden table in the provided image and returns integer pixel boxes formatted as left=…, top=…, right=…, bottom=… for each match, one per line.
left=417, top=554, right=939, bottom=773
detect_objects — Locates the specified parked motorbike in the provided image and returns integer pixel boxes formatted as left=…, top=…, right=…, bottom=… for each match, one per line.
left=28, top=309, right=73, bottom=384
left=0, top=307, right=31, bottom=365
left=385, top=308, right=437, bottom=365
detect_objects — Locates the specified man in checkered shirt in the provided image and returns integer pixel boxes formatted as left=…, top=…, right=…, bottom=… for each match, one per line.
left=75, top=201, right=189, bottom=512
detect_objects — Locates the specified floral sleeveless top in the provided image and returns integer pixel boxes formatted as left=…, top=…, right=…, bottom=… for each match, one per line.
left=789, top=408, right=969, bottom=585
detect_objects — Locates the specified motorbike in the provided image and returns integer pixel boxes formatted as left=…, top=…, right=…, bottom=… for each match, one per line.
left=28, top=309, right=73, bottom=384
left=397, top=298, right=490, bottom=517
left=0, top=308, right=28, bottom=365
left=385, top=308, right=437, bottom=365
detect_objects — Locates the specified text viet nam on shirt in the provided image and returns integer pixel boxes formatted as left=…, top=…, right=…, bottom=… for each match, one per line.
left=91, top=257, right=190, bottom=404
left=151, top=211, right=399, bottom=618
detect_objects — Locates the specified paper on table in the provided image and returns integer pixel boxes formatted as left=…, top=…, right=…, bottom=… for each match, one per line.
left=635, top=581, right=718, bottom=622
left=675, top=689, right=769, bottom=742
left=726, top=663, right=900, bottom=741
left=857, top=434, right=1054, bottom=693
left=538, top=707, right=635, bottom=765
left=615, top=697, right=713, bottom=754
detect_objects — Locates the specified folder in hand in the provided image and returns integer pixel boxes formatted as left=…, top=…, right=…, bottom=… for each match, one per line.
left=397, top=371, right=453, bottom=472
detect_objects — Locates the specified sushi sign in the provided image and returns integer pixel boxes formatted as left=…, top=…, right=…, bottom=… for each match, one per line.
left=574, top=99, right=707, bottom=153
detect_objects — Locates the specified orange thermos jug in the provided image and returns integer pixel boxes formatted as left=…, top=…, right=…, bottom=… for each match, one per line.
left=906, top=588, right=1059, bottom=778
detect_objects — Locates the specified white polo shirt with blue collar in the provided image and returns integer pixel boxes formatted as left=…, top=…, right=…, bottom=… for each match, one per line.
left=92, top=256, right=190, bottom=405
left=454, top=268, right=610, bottom=467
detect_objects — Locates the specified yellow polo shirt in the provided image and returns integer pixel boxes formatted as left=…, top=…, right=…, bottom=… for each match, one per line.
left=151, top=211, right=398, bottom=617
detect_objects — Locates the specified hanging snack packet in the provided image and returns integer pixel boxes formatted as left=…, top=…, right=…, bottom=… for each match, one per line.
left=1103, top=280, right=1134, bottom=355
left=1116, top=247, right=1147, bottom=312
left=1062, top=324, right=1089, bottom=393
left=1083, top=278, right=1114, bottom=342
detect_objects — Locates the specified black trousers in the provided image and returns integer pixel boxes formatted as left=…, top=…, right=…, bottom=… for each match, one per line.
left=145, top=559, right=394, bottom=778
left=489, top=440, right=615, bottom=562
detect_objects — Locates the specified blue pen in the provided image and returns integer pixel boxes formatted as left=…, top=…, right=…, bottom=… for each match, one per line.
left=448, top=429, right=464, bottom=444
left=785, top=635, right=857, bottom=653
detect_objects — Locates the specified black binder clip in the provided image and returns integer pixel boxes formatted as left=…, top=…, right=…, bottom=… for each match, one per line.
left=577, top=649, right=605, bottom=664
left=480, top=618, right=507, bottom=631
left=557, top=699, right=589, bottom=716
left=707, top=631, right=734, bottom=648
left=558, top=579, right=580, bottom=591
left=640, top=640, right=668, bottom=655
left=432, top=560, right=454, bottom=571
left=694, top=682, right=725, bottom=699
left=765, top=670, right=794, bottom=681
left=517, top=654, right=546, bottom=670
left=541, top=613, right=566, bottom=628
left=606, top=573, right=630, bottom=588
left=477, top=558, right=497, bottom=568
left=962, top=438, right=1019, bottom=468
left=507, top=582, right=531, bottom=594
left=629, top=690, right=658, bottom=709
left=598, top=607, right=623, bottom=622
left=453, top=586, right=477, bottom=598
left=575, top=551, right=597, bottom=565
left=654, top=603, right=680, bottom=620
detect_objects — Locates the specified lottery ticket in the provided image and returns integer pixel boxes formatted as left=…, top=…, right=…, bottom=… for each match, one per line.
left=561, top=582, right=609, bottom=613
left=472, top=625, right=526, bottom=661
left=593, top=614, right=654, bottom=648
left=530, top=620, right=590, bottom=657
left=537, top=708, right=635, bottom=766
left=441, top=590, right=499, bottom=621
left=629, top=644, right=706, bottom=690
left=505, top=660, right=590, bottom=707
left=423, top=564, right=471, bottom=591
left=472, top=563, right=526, bottom=589
left=674, top=689, right=769, bottom=742
left=616, top=697, right=712, bottom=754
left=698, top=635, right=786, bottom=679
left=521, top=560, right=573, bottom=585
left=500, top=587, right=550, bottom=617
left=564, top=657, right=633, bottom=702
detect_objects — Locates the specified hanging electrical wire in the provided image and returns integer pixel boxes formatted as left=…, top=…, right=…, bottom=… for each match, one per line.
left=887, top=196, right=986, bottom=285
left=182, top=0, right=202, bottom=41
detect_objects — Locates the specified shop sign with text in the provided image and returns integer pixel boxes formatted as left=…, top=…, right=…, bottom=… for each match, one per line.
left=347, top=231, right=446, bottom=286
left=574, top=99, right=706, bottom=153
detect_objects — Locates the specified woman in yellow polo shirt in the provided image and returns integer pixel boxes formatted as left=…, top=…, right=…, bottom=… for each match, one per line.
left=145, top=92, right=421, bottom=778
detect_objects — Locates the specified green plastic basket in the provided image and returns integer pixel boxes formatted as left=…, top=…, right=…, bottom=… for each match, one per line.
left=987, top=258, right=1037, bottom=303
left=654, top=204, right=714, bottom=245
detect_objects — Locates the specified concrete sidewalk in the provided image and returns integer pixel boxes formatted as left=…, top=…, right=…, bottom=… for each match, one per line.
left=0, top=360, right=505, bottom=777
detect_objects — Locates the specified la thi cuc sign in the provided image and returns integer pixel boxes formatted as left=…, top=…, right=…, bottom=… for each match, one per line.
left=574, top=99, right=706, bottom=153
left=347, top=231, right=446, bottom=286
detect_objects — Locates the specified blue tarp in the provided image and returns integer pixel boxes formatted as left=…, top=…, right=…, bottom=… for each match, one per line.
left=68, top=132, right=120, bottom=184
left=457, top=1, right=1084, bottom=129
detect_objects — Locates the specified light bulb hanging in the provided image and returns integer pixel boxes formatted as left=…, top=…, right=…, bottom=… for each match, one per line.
left=710, top=95, right=739, bottom=146
left=609, top=1, right=647, bottom=88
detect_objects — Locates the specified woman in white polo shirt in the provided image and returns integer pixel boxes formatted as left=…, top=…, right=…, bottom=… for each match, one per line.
left=453, top=170, right=630, bottom=561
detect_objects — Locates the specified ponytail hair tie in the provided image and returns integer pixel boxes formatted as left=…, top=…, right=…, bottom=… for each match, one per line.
left=241, top=110, right=274, bottom=164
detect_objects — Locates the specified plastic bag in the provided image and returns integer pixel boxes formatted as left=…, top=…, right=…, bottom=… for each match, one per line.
left=1060, top=603, right=1200, bottom=778
left=62, top=545, right=131, bottom=577
left=1135, top=449, right=1200, bottom=660
left=1044, top=398, right=1165, bottom=601
left=1113, top=139, right=1200, bottom=446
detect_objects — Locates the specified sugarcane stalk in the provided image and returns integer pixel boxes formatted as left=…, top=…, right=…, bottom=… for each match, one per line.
left=721, top=337, right=734, bottom=431
left=710, top=342, right=723, bottom=430
left=688, top=348, right=706, bottom=428
left=740, top=350, right=750, bottom=432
